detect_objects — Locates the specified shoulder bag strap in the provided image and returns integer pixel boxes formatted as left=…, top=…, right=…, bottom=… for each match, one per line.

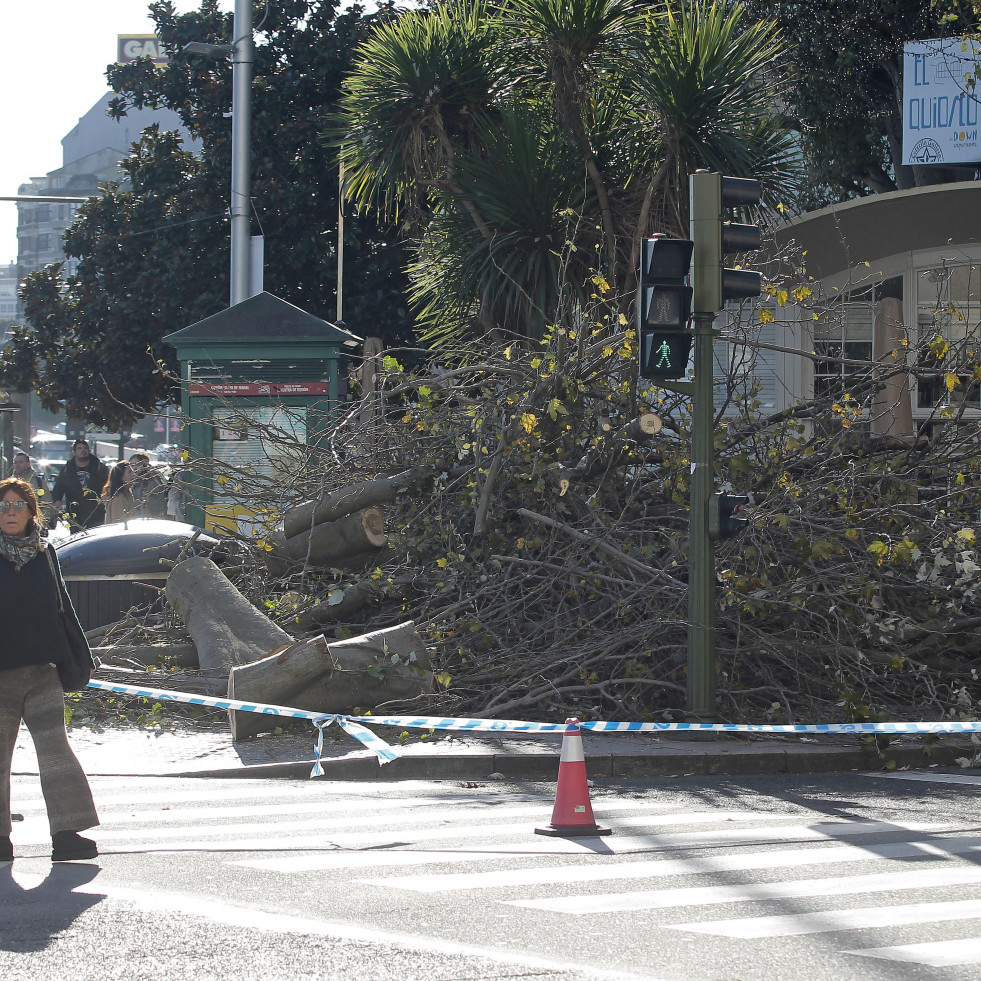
left=44, top=545, right=65, bottom=614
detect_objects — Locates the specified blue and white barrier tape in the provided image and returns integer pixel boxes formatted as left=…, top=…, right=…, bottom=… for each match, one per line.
left=84, top=679, right=981, bottom=775
left=85, top=679, right=393, bottom=775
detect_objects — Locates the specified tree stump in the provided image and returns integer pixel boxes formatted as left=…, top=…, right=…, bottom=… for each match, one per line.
left=226, top=622, right=433, bottom=740
left=284, top=507, right=386, bottom=563
left=166, top=556, right=294, bottom=672
left=282, top=467, right=430, bottom=539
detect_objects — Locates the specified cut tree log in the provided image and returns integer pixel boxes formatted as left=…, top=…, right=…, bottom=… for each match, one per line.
left=166, top=556, right=294, bottom=672
left=265, top=508, right=387, bottom=573
left=226, top=622, right=433, bottom=739
left=282, top=467, right=432, bottom=539
left=92, top=643, right=200, bottom=668
left=294, top=574, right=416, bottom=629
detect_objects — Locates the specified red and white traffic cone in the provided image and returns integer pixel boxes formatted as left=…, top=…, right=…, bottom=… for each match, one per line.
left=535, top=719, right=611, bottom=837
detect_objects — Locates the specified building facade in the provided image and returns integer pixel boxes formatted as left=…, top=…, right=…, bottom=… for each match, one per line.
left=719, top=181, right=981, bottom=441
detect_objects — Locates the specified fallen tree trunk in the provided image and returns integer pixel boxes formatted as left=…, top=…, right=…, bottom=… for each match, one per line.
left=166, top=556, right=294, bottom=672
left=284, top=508, right=386, bottom=562
left=283, top=467, right=432, bottom=539
left=226, top=623, right=433, bottom=739
left=295, top=574, right=416, bottom=629
left=93, top=643, right=199, bottom=668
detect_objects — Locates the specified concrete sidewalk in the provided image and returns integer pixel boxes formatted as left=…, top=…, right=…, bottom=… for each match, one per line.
left=12, top=721, right=977, bottom=781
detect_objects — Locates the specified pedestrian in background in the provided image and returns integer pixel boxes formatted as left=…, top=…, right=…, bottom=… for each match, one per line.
left=12, top=452, right=44, bottom=493
left=0, top=477, right=99, bottom=864
left=11, top=451, right=54, bottom=528
left=128, top=451, right=168, bottom=519
left=51, top=440, right=109, bottom=532
left=101, top=461, right=137, bottom=524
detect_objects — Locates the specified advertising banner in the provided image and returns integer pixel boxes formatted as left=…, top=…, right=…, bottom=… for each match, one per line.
left=903, top=38, right=981, bottom=165
left=117, top=35, right=169, bottom=66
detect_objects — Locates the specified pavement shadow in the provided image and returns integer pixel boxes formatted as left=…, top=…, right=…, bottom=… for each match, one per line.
left=0, top=862, right=105, bottom=952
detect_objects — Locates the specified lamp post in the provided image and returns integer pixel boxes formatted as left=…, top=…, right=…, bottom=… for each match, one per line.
left=183, top=0, right=254, bottom=307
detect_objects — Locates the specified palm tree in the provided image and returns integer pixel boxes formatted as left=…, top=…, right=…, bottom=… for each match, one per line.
left=335, top=0, right=802, bottom=345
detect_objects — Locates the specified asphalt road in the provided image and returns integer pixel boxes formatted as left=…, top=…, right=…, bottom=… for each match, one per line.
left=3, top=768, right=981, bottom=981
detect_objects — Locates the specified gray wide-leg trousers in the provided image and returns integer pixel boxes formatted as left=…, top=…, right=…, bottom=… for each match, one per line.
left=0, top=663, right=99, bottom=835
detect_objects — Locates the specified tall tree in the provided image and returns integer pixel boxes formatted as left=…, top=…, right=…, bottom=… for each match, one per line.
left=744, top=0, right=972, bottom=203
left=1, top=0, right=412, bottom=429
left=337, top=0, right=802, bottom=344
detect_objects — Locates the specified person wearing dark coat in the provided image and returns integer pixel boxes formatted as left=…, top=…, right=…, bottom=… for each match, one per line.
left=51, top=440, right=110, bottom=532
left=0, top=477, right=99, bottom=863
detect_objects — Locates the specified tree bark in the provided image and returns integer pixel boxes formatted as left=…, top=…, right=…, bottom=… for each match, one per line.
left=273, top=508, right=388, bottom=566
left=93, top=643, right=200, bottom=668
left=294, top=575, right=416, bottom=629
left=166, top=556, right=294, bottom=672
left=283, top=467, right=432, bottom=539
left=226, top=623, right=433, bottom=739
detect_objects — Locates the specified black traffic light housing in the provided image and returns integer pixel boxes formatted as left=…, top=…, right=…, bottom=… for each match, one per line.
left=690, top=171, right=762, bottom=314
left=708, top=491, right=750, bottom=540
left=638, top=235, right=694, bottom=380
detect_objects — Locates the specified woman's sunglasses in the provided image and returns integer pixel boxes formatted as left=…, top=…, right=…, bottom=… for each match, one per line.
left=0, top=500, right=29, bottom=513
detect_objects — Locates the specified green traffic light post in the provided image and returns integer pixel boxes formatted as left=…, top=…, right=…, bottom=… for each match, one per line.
left=637, top=172, right=761, bottom=720
left=687, top=169, right=762, bottom=719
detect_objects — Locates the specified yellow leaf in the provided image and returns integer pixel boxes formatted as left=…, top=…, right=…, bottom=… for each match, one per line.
left=436, top=558, right=448, bottom=568
left=776, top=290, right=789, bottom=307
left=945, top=372, right=959, bottom=392
left=759, top=308, right=775, bottom=324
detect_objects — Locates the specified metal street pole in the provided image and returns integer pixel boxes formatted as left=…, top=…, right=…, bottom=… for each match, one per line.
left=229, top=0, right=254, bottom=307
left=687, top=310, right=716, bottom=719
left=687, top=170, right=722, bottom=721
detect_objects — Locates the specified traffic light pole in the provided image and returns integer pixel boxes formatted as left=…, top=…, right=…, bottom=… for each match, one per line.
left=687, top=310, right=717, bottom=719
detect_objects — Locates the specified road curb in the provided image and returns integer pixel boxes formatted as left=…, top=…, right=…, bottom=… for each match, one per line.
left=169, top=741, right=969, bottom=781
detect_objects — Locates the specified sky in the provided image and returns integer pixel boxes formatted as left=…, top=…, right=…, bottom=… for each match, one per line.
left=0, top=0, right=234, bottom=264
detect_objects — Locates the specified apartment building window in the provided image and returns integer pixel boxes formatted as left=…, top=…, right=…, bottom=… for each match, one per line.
left=916, top=263, right=981, bottom=409
left=813, top=301, right=874, bottom=400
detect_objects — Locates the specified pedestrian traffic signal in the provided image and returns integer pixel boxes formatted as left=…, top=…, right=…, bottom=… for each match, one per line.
left=690, top=170, right=763, bottom=314
left=640, top=330, right=693, bottom=379
left=638, top=235, right=693, bottom=380
left=708, top=491, right=750, bottom=540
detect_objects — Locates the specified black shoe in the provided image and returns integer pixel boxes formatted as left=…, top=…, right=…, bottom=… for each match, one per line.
left=0, top=835, right=11, bottom=863
left=51, top=831, right=98, bottom=862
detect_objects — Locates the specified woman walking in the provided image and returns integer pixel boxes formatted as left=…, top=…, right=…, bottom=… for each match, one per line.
left=101, top=460, right=136, bottom=524
left=0, top=477, right=99, bottom=863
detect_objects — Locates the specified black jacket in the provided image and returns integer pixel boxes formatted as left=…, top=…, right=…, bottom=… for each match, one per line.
left=0, top=546, right=75, bottom=671
left=52, top=457, right=110, bottom=528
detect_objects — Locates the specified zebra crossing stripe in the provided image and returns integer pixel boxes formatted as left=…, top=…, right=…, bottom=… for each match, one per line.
left=231, top=820, right=949, bottom=873
left=504, top=866, right=981, bottom=915
left=846, top=937, right=981, bottom=967
left=10, top=808, right=820, bottom=848
left=669, top=899, right=981, bottom=938
left=362, top=837, right=981, bottom=893
left=871, top=771, right=981, bottom=786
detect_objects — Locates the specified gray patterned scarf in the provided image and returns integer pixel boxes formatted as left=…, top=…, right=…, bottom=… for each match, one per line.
left=0, top=522, right=41, bottom=571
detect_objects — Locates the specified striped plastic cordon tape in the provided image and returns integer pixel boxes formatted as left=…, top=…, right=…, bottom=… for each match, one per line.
left=84, top=679, right=981, bottom=775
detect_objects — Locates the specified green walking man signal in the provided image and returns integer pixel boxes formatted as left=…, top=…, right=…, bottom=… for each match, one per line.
left=637, top=235, right=694, bottom=380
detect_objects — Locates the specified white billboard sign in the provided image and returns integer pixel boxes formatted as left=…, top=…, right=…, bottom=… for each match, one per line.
left=903, top=38, right=981, bottom=165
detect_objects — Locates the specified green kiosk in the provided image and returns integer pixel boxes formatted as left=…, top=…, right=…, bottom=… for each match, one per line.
left=163, top=292, right=361, bottom=532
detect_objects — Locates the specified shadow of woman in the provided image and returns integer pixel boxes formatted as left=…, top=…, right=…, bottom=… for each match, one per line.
left=0, top=862, right=106, bottom=952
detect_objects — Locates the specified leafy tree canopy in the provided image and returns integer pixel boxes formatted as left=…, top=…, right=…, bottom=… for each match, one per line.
left=743, top=0, right=974, bottom=204
left=335, top=0, right=804, bottom=345
left=1, top=0, right=412, bottom=429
